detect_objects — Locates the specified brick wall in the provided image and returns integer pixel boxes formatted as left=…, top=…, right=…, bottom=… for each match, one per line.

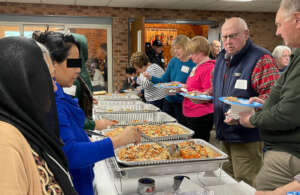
left=0, top=3, right=282, bottom=90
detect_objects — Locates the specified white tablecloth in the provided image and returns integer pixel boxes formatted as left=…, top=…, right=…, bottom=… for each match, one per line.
left=93, top=160, right=256, bottom=195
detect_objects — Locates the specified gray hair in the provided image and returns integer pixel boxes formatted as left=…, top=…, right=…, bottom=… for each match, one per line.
left=222, top=17, right=249, bottom=31
left=280, top=0, right=300, bottom=17
left=272, top=45, right=291, bottom=59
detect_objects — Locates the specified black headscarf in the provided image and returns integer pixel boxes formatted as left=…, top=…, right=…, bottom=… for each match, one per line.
left=0, top=37, right=77, bottom=195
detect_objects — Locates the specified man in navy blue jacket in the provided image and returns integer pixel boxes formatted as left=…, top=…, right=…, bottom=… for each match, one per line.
left=213, top=17, right=279, bottom=186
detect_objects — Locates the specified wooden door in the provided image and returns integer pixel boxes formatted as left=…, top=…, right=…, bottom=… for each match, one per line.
left=130, top=17, right=145, bottom=57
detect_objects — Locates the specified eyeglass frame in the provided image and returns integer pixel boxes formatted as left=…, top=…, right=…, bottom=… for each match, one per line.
left=221, top=31, right=245, bottom=41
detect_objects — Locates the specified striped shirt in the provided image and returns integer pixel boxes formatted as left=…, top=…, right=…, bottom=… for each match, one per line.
left=137, top=63, right=166, bottom=102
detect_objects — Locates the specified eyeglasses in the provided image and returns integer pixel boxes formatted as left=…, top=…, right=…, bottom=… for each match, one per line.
left=221, top=32, right=241, bottom=40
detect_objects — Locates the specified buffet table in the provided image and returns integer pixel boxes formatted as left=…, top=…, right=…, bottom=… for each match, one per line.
left=93, top=160, right=256, bottom=195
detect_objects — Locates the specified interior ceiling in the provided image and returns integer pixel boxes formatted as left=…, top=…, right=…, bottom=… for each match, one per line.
left=0, top=0, right=280, bottom=12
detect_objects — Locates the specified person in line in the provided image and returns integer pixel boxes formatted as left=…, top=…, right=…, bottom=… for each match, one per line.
left=88, top=58, right=106, bottom=91
left=144, top=35, right=196, bottom=125
left=255, top=175, right=300, bottom=195
left=120, top=66, right=138, bottom=92
left=146, top=39, right=165, bottom=70
left=131, top=52, right=166, bottom=110
left=0, top=37, right=77, bottom=194
left=209, top=40, right=221, bottom=60
left=182, top=36, right=215, bottom=142
left=272, top=45, right=292, bottom=73
left=34, top=31, right=141, bottom=195
left=212, top=17, right=280, bottom=186
left=239, top=0, right=300, bottom=190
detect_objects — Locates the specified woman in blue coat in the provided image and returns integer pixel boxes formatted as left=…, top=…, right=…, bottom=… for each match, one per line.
left=34, top=31, right=141, bottom=195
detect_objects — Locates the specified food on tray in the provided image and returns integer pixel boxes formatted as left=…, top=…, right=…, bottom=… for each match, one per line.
left=93, top=90, right=106, bottom=95
left=187, top=91, right=200, bottom=96
left=105, top=108, right=132, bottom=112
left=157, top=82, right=179, bottom=87
left=118, top=141, right=220, bottom=162
left=104, top=124, right=188, bottom=137
left=224, top=96, right=239, bottom=102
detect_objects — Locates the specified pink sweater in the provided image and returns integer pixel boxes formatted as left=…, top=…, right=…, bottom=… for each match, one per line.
left=183, top=60, right=215, bottom=117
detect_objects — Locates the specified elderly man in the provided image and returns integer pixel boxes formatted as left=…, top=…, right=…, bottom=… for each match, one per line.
left=239, top=0, right=300, bottom=192
left=272, top=45, right=292, bottom=73
left=212, top=17, right=280, bottom=186
left=209, top=40, right=221, bottom=59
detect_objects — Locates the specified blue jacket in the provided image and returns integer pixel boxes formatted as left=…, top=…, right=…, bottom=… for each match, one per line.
left=151, top=57, right=195, bottom=103
left=213, top=39, right=271, bottom=142
left=55, top=83, right=115, bottom=195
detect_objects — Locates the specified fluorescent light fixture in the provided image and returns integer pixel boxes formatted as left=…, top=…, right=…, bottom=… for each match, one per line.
left=219, top=0, right=254, bottom=2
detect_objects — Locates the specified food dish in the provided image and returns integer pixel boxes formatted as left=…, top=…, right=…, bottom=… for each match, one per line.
left=180, top=92, right=213, bottom=101
left=117, top=140, right=221, bottom=162
left=219, top=97, right=262, bottom=108
left=93, top=90, right=106, bottom=95
left=104, top=124, right=189, bottom=138
left=154, top=82, right=182, bottom=89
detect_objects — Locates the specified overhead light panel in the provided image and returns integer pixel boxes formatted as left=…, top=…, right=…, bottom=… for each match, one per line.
left=219, top=0, right=254, bottom=2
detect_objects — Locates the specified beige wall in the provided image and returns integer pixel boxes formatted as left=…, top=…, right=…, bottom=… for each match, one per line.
left=0, top=3, right=282, bottom=90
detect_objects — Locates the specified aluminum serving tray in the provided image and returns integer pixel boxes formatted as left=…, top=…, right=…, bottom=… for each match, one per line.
left=101, top=122, right=194, bottom=142
left=115, top=139, right=228, bottom=166
left=95, top=100, right=143, bottom=106
left=94, top=94, right=140, bottom=101
left=94, top=103, right=160, bottom=114
left=94, top=112, right=176, bottom=126
left=107, top=140, right=228, bottom=178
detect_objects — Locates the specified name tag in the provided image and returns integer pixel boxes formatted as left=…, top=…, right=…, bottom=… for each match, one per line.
left=189, top=67, right=196, bottom=77
left=234, top=79, right=247, bottom=90
left=181, top=65, right=190, bottom=73
left=233, top=72, right=241, bottom=77
left=63, top=85, right=77, bottom=96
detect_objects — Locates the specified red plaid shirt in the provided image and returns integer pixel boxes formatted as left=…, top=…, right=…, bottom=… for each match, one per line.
left=208, top=54, right=279, bottom=98
left=251, top=54, right=280, bottom=99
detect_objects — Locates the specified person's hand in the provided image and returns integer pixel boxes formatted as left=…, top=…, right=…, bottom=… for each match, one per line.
left=224, top=116, right=239, bottom=125
left=239, top=111, right=255, bottom=128
left=255, top=187, right=285, bottom=195
left=94, top=119, right=118, bottom=130
left=93, top=98, right=98, bottom=105
left=111, top=126, right=141, bottom=149
left=249, top=97, right=264, bottom=111
left=143, top=72, right=152, bottom=80
left=223, top=109, right=239, bottom=125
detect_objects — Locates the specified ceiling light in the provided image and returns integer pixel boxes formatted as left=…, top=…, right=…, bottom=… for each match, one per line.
left=219, top=0, right=254, bottom=2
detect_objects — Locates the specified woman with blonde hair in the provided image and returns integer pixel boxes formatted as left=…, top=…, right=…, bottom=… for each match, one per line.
left=144, top=35, right=196, bottom=124
left=182, top=36, right=215, bottom=142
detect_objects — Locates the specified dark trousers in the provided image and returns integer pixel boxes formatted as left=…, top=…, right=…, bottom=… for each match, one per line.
left=184, top=113, right=214, bottom=142
left=147, top=98, right=164, bottom=111
left=162, top=100, right=186, bottom=125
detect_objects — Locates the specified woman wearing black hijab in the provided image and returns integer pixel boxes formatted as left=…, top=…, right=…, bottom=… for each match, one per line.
left=0, top=37, right=77, bottom=195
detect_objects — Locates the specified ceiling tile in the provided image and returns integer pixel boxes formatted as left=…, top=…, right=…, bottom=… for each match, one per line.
left=77, top=0, right=110, bottom=6
left=41, top=0, right=75, bottom=5
left=7, top=0, right=40, bottom=2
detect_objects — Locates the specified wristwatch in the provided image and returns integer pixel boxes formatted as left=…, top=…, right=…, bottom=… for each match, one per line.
left=294, top=175, right=300, bottom=183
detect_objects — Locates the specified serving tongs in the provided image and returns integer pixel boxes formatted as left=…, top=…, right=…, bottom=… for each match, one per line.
left=140, top=131, right=180, bottom=157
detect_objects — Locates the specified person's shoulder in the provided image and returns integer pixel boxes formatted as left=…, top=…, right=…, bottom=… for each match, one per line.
left=0, top=121, right=28, bottom=148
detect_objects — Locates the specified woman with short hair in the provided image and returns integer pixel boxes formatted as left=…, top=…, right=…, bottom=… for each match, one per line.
left=144, top=35, right=196, bottom=124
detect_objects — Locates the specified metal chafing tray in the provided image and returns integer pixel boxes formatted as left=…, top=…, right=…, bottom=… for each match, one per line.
left=94, top=94, right=140, bottom=101
left=101, top=122, right=194, bottom=142
left=115, top=139, right=227, bottom=166
left=94, top=102, right=160, bottom=114
left=106, top=139, right=227, bottom=178
left=94, top=112, right=176, bottom=126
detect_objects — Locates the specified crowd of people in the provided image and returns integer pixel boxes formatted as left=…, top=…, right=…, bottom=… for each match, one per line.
left=0, top=0, right=299, bottom=195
